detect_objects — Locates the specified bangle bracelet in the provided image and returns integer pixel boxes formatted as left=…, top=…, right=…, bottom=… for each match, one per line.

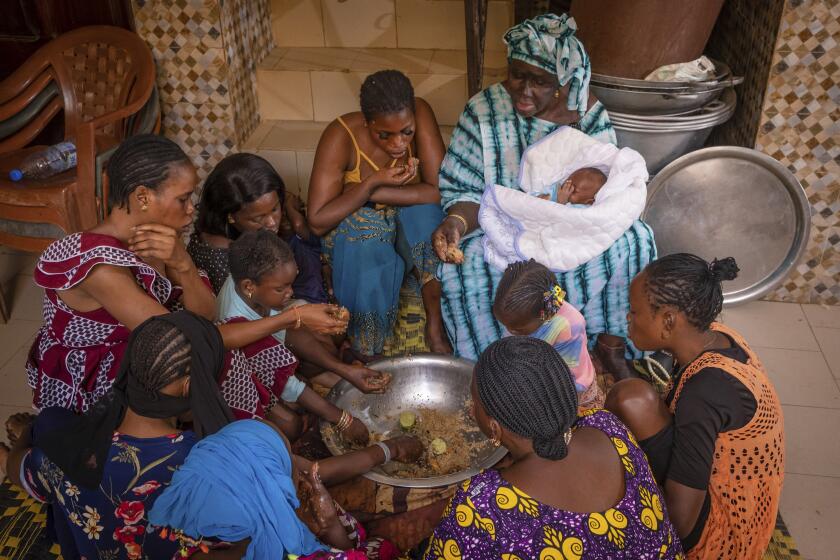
left=375, top=441, right=392, bottom=464
left=293, top=307, right=302, bottom=330
left=336, top=410, right=353, bottom=432
left=446, top=214, right=468, bottom=235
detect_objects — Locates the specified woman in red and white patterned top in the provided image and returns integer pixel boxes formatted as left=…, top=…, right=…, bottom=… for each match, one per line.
left=26, top=135, right=350, bottom=433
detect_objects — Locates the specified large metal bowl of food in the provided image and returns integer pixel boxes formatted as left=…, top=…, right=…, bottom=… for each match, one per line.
left=320, top=354, right=507, bottom=488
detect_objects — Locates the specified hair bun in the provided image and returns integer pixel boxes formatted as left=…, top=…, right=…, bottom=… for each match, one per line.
left=710, top=257, right=739, bottom=282
left=533, top=432, right=569, bottom=460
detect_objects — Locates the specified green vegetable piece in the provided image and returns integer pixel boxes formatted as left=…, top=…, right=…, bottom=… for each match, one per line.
left=399, top=411, right=416, bottom=430
left=431, top=438, right=447, bottom=455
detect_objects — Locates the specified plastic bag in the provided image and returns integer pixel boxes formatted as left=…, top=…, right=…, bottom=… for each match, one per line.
left=644, top=55, right=716, bottom=82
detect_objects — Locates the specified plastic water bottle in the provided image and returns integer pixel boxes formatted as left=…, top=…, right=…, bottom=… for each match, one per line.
left=9, top=140, right=77, bottom=181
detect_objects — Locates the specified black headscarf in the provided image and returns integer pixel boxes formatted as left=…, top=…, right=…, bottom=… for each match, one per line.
left=37, top=311, right=235, bottom=489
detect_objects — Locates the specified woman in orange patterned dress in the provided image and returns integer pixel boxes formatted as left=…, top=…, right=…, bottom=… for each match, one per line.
left=606, top=253, right=784, bottom=559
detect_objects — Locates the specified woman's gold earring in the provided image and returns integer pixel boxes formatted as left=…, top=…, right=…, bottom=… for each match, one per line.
left=491, top=437, right=500, bottom=447
left=554, top=89, right=561, bottom=99
left=140, top=203, right=148, bottom=211
left=227, top=215, right=235, bottom=224
left=247, top=291, right=253, bottom=299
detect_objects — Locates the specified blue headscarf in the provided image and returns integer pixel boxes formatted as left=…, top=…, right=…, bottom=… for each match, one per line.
left=148, top=420, right=327, bottom=559
left=503, top=13, right=591, bottom=118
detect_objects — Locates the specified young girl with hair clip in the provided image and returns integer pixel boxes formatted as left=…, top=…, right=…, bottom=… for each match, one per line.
left=493, top=259, right=604, bottom=410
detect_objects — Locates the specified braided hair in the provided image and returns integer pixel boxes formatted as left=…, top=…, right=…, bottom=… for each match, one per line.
left=195, top=153, right=286, bottom=237
left=644, top=253, right=740, bottom=331
left=359, top=70, right=416, bottom=121
left=127, top=318, right=191, bottom=392
left=228, top=229, right=294, bottom=283
left=495, top=259, right=564, bottom=319
left=107, top=134, right=191, bottom=212
left=476, top=336, right=578, bottom=460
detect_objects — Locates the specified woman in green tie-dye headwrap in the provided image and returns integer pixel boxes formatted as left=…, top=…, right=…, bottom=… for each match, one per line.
left=431, top=13, right=656, bottom=375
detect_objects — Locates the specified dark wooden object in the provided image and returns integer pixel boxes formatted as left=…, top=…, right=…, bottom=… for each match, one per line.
left=0, top=0, right=134, bottom=81
left=464, top=0, right=489, bottom=98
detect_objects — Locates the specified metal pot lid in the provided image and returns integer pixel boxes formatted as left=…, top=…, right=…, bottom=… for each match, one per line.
left=642, top=147, right=811, bottom=305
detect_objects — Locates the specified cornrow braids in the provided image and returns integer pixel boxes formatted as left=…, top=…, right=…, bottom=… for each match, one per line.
left=495, top=259, right=561, bottom=319
left=107, top=134, right=191, bottom=212
left=476, top=336, right=579, bottom=460
left=127, top=319, right=192, bottom=392
left=228, top=229, right=295, bottom=283
left=359, top=70, right=416, bottom=121
left=644, top=253, right=740, bottom=331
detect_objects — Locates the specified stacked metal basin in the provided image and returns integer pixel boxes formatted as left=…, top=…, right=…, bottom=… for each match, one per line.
left=591, top=59, right=742, bottom=174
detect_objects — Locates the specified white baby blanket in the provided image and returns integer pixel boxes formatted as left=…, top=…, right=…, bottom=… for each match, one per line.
left=479, top=126, right=648, bottom=272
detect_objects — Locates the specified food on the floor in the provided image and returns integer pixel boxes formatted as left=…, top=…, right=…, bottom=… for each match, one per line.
left=430, top=438, right=447, bottom=455
left=399, top=411, right=417, bottom=430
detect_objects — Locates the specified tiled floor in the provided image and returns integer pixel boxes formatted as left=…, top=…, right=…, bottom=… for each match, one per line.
left=0, top=246, right=838, bottom=559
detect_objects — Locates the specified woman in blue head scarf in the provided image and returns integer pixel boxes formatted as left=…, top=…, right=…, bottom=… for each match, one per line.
left=431, top=13, right=656, bottom=375
left=149, top=419, right=417, bottom=559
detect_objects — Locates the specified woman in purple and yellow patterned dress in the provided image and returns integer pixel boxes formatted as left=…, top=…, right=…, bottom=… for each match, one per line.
left=424, top=336, right=684, bottom=559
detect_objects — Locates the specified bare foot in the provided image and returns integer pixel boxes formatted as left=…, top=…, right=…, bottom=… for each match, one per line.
left=6, top=413, right=34, bottom=447
left=594, top=334, right=637, bottom=381
left=425, top=321, right=453, bottom=355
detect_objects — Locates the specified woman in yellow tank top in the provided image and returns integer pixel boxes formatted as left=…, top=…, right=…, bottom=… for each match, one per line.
left=307, top=70, right=452, bottom=359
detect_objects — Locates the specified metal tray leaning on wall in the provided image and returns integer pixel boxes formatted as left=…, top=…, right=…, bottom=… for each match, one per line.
left=642, top=147, right=811, bottom=305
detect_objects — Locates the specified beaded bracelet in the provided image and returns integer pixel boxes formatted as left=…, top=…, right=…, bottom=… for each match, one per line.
left=293, top=307, right=302, bottom=330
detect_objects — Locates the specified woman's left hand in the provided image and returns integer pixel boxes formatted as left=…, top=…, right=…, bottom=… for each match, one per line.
left=129, top=224, right=194, bottom=275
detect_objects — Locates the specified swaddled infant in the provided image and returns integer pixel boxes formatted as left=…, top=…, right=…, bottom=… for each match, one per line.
left=535, top=166, right=607, bottom=206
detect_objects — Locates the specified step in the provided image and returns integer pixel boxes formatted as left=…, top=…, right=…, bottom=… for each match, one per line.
left=256, top=46, right=507, bottom=126
left=270, top=0, right=513, bottom=51
left=243, top=119, right=455, bottom=200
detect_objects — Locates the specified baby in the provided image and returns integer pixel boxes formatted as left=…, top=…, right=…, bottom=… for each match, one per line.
left=537, top=166, right=607, bottom=206
left=493, top=259, right=605, bottom=411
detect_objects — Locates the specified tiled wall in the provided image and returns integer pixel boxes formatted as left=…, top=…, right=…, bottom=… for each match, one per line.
left=706, top=0, right=785, bottom=148
left=754, top=0, right=840, bottom=305
left=270, top=0, right=513, bottom=51
left=131, top=0, right=272, bottom=181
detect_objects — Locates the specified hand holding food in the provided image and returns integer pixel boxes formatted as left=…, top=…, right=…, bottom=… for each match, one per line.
left=342, top=416, right=370, bottom=445
left=383, top=435, right=425, bottom=463
left=344, top=365, right=392, bottom=394
left=297, top=304, right=348, bottom=335
left=444, top=244, right=464, bottom=264
left=432, top=218, right=463, bottom=262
